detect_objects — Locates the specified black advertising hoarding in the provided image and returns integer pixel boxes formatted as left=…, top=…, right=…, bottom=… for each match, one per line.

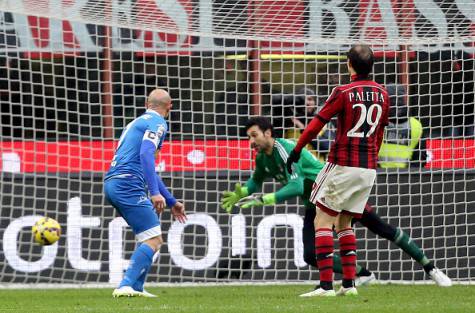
left=0, top=171, right=474, bottom=283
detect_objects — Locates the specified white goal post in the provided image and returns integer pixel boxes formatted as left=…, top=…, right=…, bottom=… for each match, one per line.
left=0, top=0, right=474, bottom=285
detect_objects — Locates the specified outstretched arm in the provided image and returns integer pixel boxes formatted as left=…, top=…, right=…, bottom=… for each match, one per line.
left=156, top=174, right=177, bottom=207
left=239, top=163, right=305, bottom=209
left=287, top=88, right=343, bottom=173
left=221, top=156, right=268, bottom=212
left=274, top=176, right=305, bottom=203
left=294, top=116, right=326, bottom=153
left=140, top=139, right=166, bottom=211
left=140, top=140, right=160, bottom=197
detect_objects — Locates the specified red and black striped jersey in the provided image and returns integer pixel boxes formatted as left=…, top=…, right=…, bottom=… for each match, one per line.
left=316, top=77, right=390, bottom=169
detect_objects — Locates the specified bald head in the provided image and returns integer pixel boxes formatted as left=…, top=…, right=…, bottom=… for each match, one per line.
left=146, top=88, right=172, bottom=118
left=147, top=89, right=171, bottom=109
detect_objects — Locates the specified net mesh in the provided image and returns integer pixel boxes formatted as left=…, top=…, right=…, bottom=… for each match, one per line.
left=0, top=0, right=474, bottom=285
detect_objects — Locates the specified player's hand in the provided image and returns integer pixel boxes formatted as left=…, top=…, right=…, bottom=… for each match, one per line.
left=240, top=193, right=276, bottom=209
left=171, top=202, right=187, bottom=223
left=151, top=194, right=166, bottom=214
left=286, top=149, right=301, bottom=174
left=221, top=183, right=247, bottom=213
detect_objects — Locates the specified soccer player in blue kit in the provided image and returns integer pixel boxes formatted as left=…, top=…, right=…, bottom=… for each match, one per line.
left=104, top=89, right=187, bottom=298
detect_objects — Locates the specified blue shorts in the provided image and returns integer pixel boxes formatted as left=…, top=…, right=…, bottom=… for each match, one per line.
left=104, top=176, right=161, bottom=241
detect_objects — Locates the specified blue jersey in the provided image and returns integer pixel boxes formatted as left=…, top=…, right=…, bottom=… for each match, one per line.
left=106, top=109, right=167, bottom=181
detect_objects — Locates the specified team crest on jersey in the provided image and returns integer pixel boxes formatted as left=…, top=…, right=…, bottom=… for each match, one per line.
left=264, top=167, right=270, bottom=172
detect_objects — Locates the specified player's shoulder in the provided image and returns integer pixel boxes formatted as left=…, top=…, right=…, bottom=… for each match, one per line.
left=341, top=79, right=386, bottom=93
left=275, top=138, right=296, bottom=152
left=328, top=85, right=345, bottom=97
left=142, top=110, right=168, bottom=130
left=324, top=86, right=346, bottom=104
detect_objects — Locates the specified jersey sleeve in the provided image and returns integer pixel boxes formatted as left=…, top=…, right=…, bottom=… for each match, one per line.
left=140, top=118, right=168, bottom=196
left=316, top=86, right=344, bottom=122
left=143, top=119, right=167, bottom=150
left=140, top=140, right=160, bottom=196
left=294, top=87, right=344, bottom=152
left=274, top=171, right=304, bottom=202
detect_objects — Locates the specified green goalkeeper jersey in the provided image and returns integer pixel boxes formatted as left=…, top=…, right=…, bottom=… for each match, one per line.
left=245, top=138, right=325, bottom=208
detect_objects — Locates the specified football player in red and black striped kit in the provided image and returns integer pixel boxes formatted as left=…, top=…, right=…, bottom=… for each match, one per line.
left=287, top=44, right=389, bottom=297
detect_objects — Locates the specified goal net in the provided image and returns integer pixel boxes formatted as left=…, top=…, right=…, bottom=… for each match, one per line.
left=0, top=0, right=474, bottom=285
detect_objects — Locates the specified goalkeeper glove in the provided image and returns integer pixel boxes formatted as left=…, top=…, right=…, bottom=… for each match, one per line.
left=240, top=193, right=276, bottom=209
left=286, top=149, right=301, bottom=174
left=221, top=183, right=248, bottom=213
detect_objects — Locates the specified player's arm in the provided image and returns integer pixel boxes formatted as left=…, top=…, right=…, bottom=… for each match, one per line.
left=274, top=170, right=305, bottom=203
left=140, top=130, right=165, bottom=210
left=287, top=88, right=343, bottom=172
left=295, top=88, right=342, bottom=152
left=221, top=156, right=267, bottom=212
left=155, top=174, right=177, bottom=207
left=150, top=124, right=186, bottom=221
left=152, top=125, right=178, bottom=208
left=240, top=152, right=305, bottom=209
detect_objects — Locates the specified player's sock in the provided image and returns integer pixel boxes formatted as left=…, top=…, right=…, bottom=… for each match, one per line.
left=393, top=228, right=432, bottom=271
left=338, top=228, right=357, bottom=288
left=357, top=267, right=372, bottom=277
left=333, top=254, right=365, bottom=275
left=119, top=243, right=155, bottom=289
left=332, top=254, right=343, bottom=274
left=315, top=228, right=334, bottom=290
left=423, top=263, right=435, bottom=274
left=130, top=244, right=149, bottom=291
left=132, top=249, right=160, bottom=291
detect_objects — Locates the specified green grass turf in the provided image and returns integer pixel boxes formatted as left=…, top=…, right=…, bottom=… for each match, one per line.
left=0, top=284, right=473, bottom=313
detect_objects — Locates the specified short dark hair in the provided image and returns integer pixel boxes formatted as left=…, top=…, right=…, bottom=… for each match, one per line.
left=347, top=45, right=374, bottom=76
left=245, top=116, right=274, bottom=136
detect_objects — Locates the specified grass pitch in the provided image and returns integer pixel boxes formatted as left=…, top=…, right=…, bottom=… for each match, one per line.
left=0, top=284, right=473, bottom=313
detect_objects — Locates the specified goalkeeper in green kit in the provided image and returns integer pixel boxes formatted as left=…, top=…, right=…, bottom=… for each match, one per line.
left=221, top=117, right=451, bottom=294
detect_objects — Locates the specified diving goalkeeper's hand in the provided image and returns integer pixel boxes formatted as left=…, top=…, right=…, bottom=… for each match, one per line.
left=239, top=193, right=276, bottom=209
left=221, top=183, right=248, bottom=213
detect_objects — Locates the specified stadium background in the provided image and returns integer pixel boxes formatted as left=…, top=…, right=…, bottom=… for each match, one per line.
left=0, top=0, right=474, bottom=285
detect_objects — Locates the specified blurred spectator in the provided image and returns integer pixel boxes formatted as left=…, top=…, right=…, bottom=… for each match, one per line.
left=378, top=84, right=427, bottom=168
left=271, top=87, right=317, bottom=134
left=270, top=86, right=339, bottom=161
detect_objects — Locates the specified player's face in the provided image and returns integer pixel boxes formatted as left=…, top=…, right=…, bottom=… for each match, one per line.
left=247, top=125, right=273, bottom=153
left=163, top=101, right=172, bottom=118
left=306, top=96, right=316, bottom=112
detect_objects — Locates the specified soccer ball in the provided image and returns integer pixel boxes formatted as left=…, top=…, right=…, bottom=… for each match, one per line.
left=32, top=217, right=61, bottom=245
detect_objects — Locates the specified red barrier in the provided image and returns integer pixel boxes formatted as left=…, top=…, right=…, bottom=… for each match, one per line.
left=1, top=139, right=473, bottom=173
